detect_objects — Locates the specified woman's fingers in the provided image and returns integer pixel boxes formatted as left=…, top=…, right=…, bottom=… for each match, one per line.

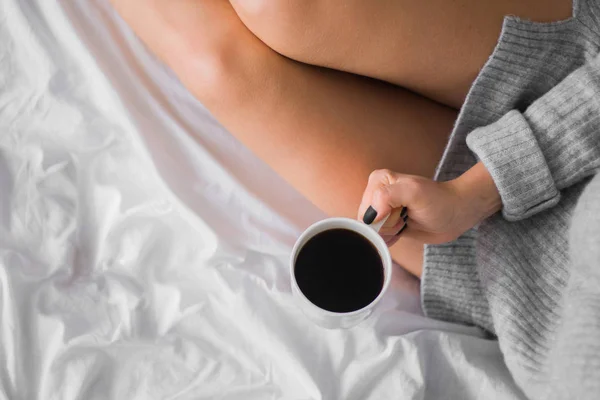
left=361, top=170, right=423, bottom=227
left=378, top=208, right=405, bottom=235
left=382, top=220, right=409, bottom=246
left=359, top=169, right=403, bottom=223
left=371, top=175, right=421, bottom=212
left=358, top=170, right=389, bottom=222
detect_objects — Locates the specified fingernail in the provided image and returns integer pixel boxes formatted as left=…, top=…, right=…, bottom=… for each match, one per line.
left=395, top=223, right=408, bottom=236
left=363, top=206, right=377, bottom=225
left=400, top=207, right=408, bottom=219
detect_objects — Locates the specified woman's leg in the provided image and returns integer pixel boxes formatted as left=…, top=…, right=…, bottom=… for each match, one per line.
left=230, top=0, right=573, bottom=108
left=109, top=0, right=456, bottom=276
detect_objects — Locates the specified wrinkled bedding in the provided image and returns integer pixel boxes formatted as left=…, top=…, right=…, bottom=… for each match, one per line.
left=0, top=0, right=525, bottom=398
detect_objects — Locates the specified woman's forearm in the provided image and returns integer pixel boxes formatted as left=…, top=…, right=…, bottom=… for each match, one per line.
left=453, top=162, right=502, bottom=224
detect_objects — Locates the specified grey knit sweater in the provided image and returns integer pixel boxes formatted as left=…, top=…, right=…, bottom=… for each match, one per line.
left=422, top=0, right=600, bottom=398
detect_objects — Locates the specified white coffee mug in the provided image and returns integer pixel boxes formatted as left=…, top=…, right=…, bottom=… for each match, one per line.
left=290, top=216, right=392, bottom=329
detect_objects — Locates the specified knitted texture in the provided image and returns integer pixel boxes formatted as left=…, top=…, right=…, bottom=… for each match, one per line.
left=422, top=0, right=600, bottom=398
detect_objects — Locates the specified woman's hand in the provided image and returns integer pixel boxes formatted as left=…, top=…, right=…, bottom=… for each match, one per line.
left=358, top=162, right=502, bottom=247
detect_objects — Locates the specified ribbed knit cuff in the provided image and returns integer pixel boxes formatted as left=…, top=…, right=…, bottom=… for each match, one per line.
left=466, top=110, right=560, bottom=221
left=421, top=232, right=493, bottom=332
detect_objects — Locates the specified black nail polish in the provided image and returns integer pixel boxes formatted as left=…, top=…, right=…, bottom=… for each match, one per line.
left=400, top=207, right=408, bottom=219
left=363, top=206, right=377, bottom=224
left=396, top=223, right=408, bottom=236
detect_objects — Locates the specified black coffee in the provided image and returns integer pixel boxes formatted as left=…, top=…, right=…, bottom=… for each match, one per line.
left=294, top=228, right=384, bottom=313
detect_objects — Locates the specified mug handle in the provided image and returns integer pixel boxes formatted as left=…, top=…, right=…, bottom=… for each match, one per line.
left=368, top=214, right=389, bottom=233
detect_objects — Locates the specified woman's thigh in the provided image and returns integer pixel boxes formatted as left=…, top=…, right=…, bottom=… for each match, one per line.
left=109, top=0, right=456, bottom=276
left=231, top=0, right=573, bottom=108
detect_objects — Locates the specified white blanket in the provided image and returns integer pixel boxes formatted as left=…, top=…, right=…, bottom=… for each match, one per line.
left=0, top=0, right=525, bottom=398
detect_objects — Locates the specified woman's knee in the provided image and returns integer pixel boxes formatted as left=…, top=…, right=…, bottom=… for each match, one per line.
left=229, top=0, right=321, bottom=60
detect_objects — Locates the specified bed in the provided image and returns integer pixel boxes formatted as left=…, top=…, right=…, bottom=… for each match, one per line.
left=0, top=0, right=525, bottom=398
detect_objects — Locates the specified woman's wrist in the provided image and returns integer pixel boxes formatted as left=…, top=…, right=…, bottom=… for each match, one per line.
left=452, top=161, right=502, bottom=224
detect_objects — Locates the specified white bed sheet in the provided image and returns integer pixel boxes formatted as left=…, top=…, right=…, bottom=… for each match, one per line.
left=0, top=0, right=525, bottom=398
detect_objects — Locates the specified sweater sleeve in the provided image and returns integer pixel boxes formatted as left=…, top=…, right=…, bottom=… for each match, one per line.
left=466, top=53, right=600, bottom=221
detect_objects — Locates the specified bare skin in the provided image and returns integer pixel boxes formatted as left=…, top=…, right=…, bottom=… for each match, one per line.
left=108, top=0, right=572, bottom=276
left=229, top=0, right=572, bottom=108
